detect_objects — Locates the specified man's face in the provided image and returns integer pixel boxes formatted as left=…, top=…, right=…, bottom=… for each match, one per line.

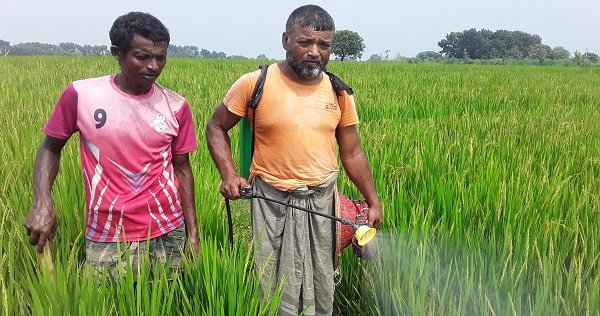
left=113, top=33, right=167, bottom=93
left=283, top=24, right=333, bottom=79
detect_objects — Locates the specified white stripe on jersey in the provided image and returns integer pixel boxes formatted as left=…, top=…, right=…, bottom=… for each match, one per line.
left=99, top=195, right=119, bottom=242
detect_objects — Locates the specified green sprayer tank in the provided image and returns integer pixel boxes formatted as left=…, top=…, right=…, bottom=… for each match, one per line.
left=239, top=117, right=252, bottom=179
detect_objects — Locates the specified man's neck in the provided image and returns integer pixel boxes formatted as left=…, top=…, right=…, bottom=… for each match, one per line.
left=114, top=74, right=152, bottom=96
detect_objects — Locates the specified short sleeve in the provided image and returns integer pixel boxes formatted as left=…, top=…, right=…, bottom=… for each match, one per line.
left=338, top=91, right=359, bottom=127
left=223, top=72, right=256, bottom=117
left=172, top=101, right=198, bottom=155
left=43, top=83, right=79, bottom=139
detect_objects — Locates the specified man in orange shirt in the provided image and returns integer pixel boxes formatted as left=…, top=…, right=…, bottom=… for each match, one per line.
left=206, top=5, right=381, bottom=315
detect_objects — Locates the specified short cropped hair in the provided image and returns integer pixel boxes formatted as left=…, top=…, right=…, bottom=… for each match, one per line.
left=109, top=12, right=170, bottom=53
left=285, top=5, right=335, bottom=33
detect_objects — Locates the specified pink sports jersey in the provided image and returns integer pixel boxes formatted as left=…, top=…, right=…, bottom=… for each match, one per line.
left=43, top=75, right=198, bottom=242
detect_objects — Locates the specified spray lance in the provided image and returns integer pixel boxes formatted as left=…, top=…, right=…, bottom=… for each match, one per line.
left=230, top=186, right=377, bottom=259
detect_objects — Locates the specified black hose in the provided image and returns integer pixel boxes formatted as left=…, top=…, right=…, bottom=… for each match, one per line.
left=225, top=198, right=234, bottom=248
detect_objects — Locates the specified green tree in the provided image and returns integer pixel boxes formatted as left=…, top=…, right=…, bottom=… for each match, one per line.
left=506, top=46, right=524, bottom=59
left=438, top=29, right=544, bottom=60
left=528, top=43, right=552, bottom=63
left=438, top=31, right=464, bottom=58
left=438, top=28, right=490, bottom=59
left=92, top=45, right=109, bottom=56
left=199, top=48, right=227, bottom=59
left=331, top=30, right=365, bottom=62
left=168, top=45, right=199, bottom=57
left=367, top=54, right=383, bottom=62
left=550, top=46, right=570, bottom=60
left=59, top=42, right=82, bottom=54
left=416, top=51, right=443, bottom=61
left=11, top=42, right=62, bottom=55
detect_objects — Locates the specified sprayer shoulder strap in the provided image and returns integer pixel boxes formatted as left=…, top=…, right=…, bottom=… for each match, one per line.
left=247, top=64, right=269, bottom=110
left=246, top=64, right=354, bottom=111
left=324, top=70, right=354, bottom=97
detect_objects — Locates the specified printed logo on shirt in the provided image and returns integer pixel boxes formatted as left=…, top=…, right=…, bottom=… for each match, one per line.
left=151, top=113, right=167, bottom=132
left=324, top=102, right=338, bottom=111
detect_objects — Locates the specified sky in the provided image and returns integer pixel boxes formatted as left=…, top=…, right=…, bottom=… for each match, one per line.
left=1, top=0, right=599, bottom=60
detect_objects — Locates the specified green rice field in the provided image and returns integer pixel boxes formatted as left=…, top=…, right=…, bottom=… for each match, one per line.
left=0, top=56, right=599, bottom=315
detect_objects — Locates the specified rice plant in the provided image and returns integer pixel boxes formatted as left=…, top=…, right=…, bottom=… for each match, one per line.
left=0, top=56, right=598, bottom=315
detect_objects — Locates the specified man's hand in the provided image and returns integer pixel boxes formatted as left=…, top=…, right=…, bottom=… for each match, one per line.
left=24, top=201, right=58, bottom=253
left=367, top=203, right=383, bottom=229
left=27, top=136, right=66, bottom=253
left=219, top=175, right=248, bottom=199
left=184, top=231, right=201, bottom=258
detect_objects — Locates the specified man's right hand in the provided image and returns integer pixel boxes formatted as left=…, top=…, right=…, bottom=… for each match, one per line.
left=23, top=201, right=58, bottom=253
left=219, top=175, right=248, bottom=200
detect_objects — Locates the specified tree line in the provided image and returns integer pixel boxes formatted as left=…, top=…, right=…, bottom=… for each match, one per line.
left=2, top=28, right=598, bottom=65
left=0, top=40, right=108, bottom=56
left=435, top=28, right=597, bottom=64
left=324, top=28, right=598, bottom=66
left=367, top=29, right=597, bottom=65
left=0, top=39, right=271, bottom=60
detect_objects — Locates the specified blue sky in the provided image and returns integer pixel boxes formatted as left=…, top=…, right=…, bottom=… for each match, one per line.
left=1, top=0, right=598, bottom=59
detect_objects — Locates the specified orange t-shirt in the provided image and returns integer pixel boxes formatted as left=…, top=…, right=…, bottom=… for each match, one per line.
left=224, top=64, right=359, bottom=191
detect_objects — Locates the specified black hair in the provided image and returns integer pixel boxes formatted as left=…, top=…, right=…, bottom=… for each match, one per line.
left=285, top=5, right=335, bottom=33
left=109, top=12, right=170, bottom=53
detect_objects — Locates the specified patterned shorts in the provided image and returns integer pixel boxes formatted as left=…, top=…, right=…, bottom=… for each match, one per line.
left=85, top=225, right=186, bottom=279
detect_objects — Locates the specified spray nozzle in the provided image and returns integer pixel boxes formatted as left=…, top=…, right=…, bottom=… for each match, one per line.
left=341, top=218, right=377, bottom=246
left=354, top=225, right=377, bottom=246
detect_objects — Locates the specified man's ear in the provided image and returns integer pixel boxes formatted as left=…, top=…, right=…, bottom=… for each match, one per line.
left=110, top=45, right=122, bottom=61
left=282, top=32, right=290, bottom=51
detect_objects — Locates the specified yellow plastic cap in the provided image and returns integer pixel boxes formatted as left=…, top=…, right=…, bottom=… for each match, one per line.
left=354, top=225, right=376, bottom=246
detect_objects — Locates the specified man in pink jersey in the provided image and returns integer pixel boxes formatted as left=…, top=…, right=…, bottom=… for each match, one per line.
left=206, top=5, right=382, bottom=315
left=23, top=12, right=200, bottom=278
